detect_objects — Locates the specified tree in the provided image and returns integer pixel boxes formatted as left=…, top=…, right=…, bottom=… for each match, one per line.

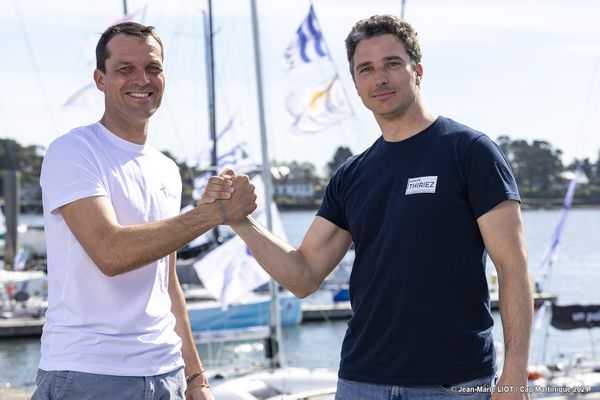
left=593, top=150, right=600, bottom=185
left=0, top=139, right=45, bottom=190
left=326, top=146, right=353, bottom=176
left=496, top=137, right=564, bottom=194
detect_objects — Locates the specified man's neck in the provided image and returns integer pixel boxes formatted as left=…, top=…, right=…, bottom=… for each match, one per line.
left=100, top=114, right=149, bottom=145
left=377, top=103, right=436, bottom=142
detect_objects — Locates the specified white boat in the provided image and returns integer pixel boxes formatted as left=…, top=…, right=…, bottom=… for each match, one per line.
left=210, top=367, right=337, bottom=400
left=528, top=303, right=600, bottom=398
left=526, top=166, right=600, bottom=397
left=0, top=268, right=47, bottom=319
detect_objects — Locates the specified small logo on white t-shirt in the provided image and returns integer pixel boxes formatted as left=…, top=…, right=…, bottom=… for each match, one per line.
left=159, top=182, right=177, bottom=200
left=405, top=176, right=438, bottom=195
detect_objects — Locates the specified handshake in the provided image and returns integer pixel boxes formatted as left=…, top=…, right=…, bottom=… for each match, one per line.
left=199, top=168, right=258, bottom=226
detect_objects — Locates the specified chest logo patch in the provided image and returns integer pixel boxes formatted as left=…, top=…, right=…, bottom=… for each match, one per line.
left=159, top=182, right=177, bottom=200
left=405, top=176, right=438, bottom=195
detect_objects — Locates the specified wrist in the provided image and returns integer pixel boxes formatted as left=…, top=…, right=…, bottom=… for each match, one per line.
left=196, top=201, right=225, bottom=228
left=215, top=199, right=228, bottom=225
left=185, top=366, right=207, bottom=384
left=229, top=215, right=251, bottom=230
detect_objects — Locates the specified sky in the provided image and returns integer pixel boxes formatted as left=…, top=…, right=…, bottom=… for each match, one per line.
left=2, top=0, right=600, bottom=175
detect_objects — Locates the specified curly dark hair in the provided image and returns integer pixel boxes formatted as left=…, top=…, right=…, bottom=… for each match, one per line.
left=345, top=15, right=421, bottom=78
left=96, top=22, right=163, bottom=72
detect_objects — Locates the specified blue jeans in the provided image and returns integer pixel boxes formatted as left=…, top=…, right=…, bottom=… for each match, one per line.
left=335, top=374, right=496, bottom=400
left=32, top=367, right=185, bottom=400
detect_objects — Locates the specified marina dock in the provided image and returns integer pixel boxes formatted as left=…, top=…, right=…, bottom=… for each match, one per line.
left=0, top=316, right=44, bottom=338
left=0, top=292, right=557, bottom=337
left=301, top=292, right=557, bottom=322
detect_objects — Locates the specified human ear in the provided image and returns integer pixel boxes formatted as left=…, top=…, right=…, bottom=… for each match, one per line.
left=93, top=69, right=106, bottom=92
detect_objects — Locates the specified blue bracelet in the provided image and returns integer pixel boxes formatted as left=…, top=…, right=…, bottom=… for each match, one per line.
left=216, top=199, right=228, bottom=225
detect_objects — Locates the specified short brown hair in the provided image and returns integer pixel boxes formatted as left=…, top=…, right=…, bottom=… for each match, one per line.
left=345, top=15, right=421, bottom=78
left=96, top=22, right=163, bottom=72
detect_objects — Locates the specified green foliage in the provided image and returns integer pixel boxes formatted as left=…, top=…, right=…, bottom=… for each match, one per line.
left=497, top=136, right=564, bottom=196
left=0, top=139, right=45, bottom=187
left=4, top=136, right=600, bottom=207
left=326, top=146, right=353, bottom=176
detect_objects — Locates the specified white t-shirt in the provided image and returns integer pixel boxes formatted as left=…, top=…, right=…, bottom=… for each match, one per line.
left=39, top=122, right=184, bottom=376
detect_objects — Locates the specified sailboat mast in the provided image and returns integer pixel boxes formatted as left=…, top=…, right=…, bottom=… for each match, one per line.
left=204, top=0, right=220, bottom=241
left=250, top=0, right=283, bottom=369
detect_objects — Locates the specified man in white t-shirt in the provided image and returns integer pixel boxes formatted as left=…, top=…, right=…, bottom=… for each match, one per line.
left=33, top=22, right=255, bottom=400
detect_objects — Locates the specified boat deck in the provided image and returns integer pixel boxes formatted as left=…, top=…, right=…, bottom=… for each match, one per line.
left=0, top=316, right=44, bottom=338
left=302, top=292, right=557, bottom=322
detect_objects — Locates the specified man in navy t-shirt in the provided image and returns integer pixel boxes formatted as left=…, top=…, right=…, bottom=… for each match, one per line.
left=205, top=15, right=532, bottom=400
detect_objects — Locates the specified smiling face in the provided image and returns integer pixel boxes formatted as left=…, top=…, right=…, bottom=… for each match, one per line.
left=352, top=34, right=422, bottom=122
left=94, top=33, right=164, bottom=139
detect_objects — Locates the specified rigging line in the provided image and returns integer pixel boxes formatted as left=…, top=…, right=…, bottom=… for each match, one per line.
left=155, top=0, right=198, bottom=165
left=212, top=8, right=260, bottom=153
left=13, top=0, right=59, bottom=135
left=573, top=38, right=600, bottom=162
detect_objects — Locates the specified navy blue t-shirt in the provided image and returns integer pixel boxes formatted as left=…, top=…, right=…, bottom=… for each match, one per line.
left=317, top=116, right=520, bottom=385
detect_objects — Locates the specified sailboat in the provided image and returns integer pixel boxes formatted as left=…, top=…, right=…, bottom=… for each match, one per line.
left=528, top=303, right=600, bottom=397
left=526, top=166, right=600, bottom=397
left=171, top=0, right=306, bottom=340
left=194, top=1, right=340, bottom=397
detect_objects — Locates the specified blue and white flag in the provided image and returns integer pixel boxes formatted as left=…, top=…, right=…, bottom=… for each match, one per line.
left=283, top=6, right=328, bottom=74
left=0, top=206, right=5, bottom=235
left=13, top=248, right=27, bottom=271
left=537, top=164, right=583, bottom=270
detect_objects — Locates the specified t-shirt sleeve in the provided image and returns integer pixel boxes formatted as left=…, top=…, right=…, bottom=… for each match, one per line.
left=40, top=134, right=108, bottom=215
left=465, top=135, right=521, bottom=219
left=317, top=166, right=349, bottom=231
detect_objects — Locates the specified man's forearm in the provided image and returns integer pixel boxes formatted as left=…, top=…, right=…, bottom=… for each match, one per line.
left=168, top=254, right=206, bottom=382
left=232, top=217, right=320, bottom=298
left=95, top=202, right=222, bottom=276
left=498, top=266, right=533, bottom=381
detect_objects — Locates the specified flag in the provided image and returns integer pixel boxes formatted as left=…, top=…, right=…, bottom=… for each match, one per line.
left=218, top=142, right=257, bottom=174
left=285, top=75, right=353, bottom=134
left=283, top=6, right=328, bottom=74
left=112, top=6, right=147, bottom=25
left=193, top=176, right=286, bottom=309
left=185, top=115, right=257, bottom=175
left=13, top=248, right=27, bottom=271
left=0, top=206, right=6, bottom=235
left=537, top=165, right=582, bottom=270
left=190, top=142, right=257, bottom=202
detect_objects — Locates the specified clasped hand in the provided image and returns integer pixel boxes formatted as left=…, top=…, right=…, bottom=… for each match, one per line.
left=199, top=168, right=257, bottom=224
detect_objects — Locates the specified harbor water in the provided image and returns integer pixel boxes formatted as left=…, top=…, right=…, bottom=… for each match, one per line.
left=1, top=208, right=599, bottom=392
